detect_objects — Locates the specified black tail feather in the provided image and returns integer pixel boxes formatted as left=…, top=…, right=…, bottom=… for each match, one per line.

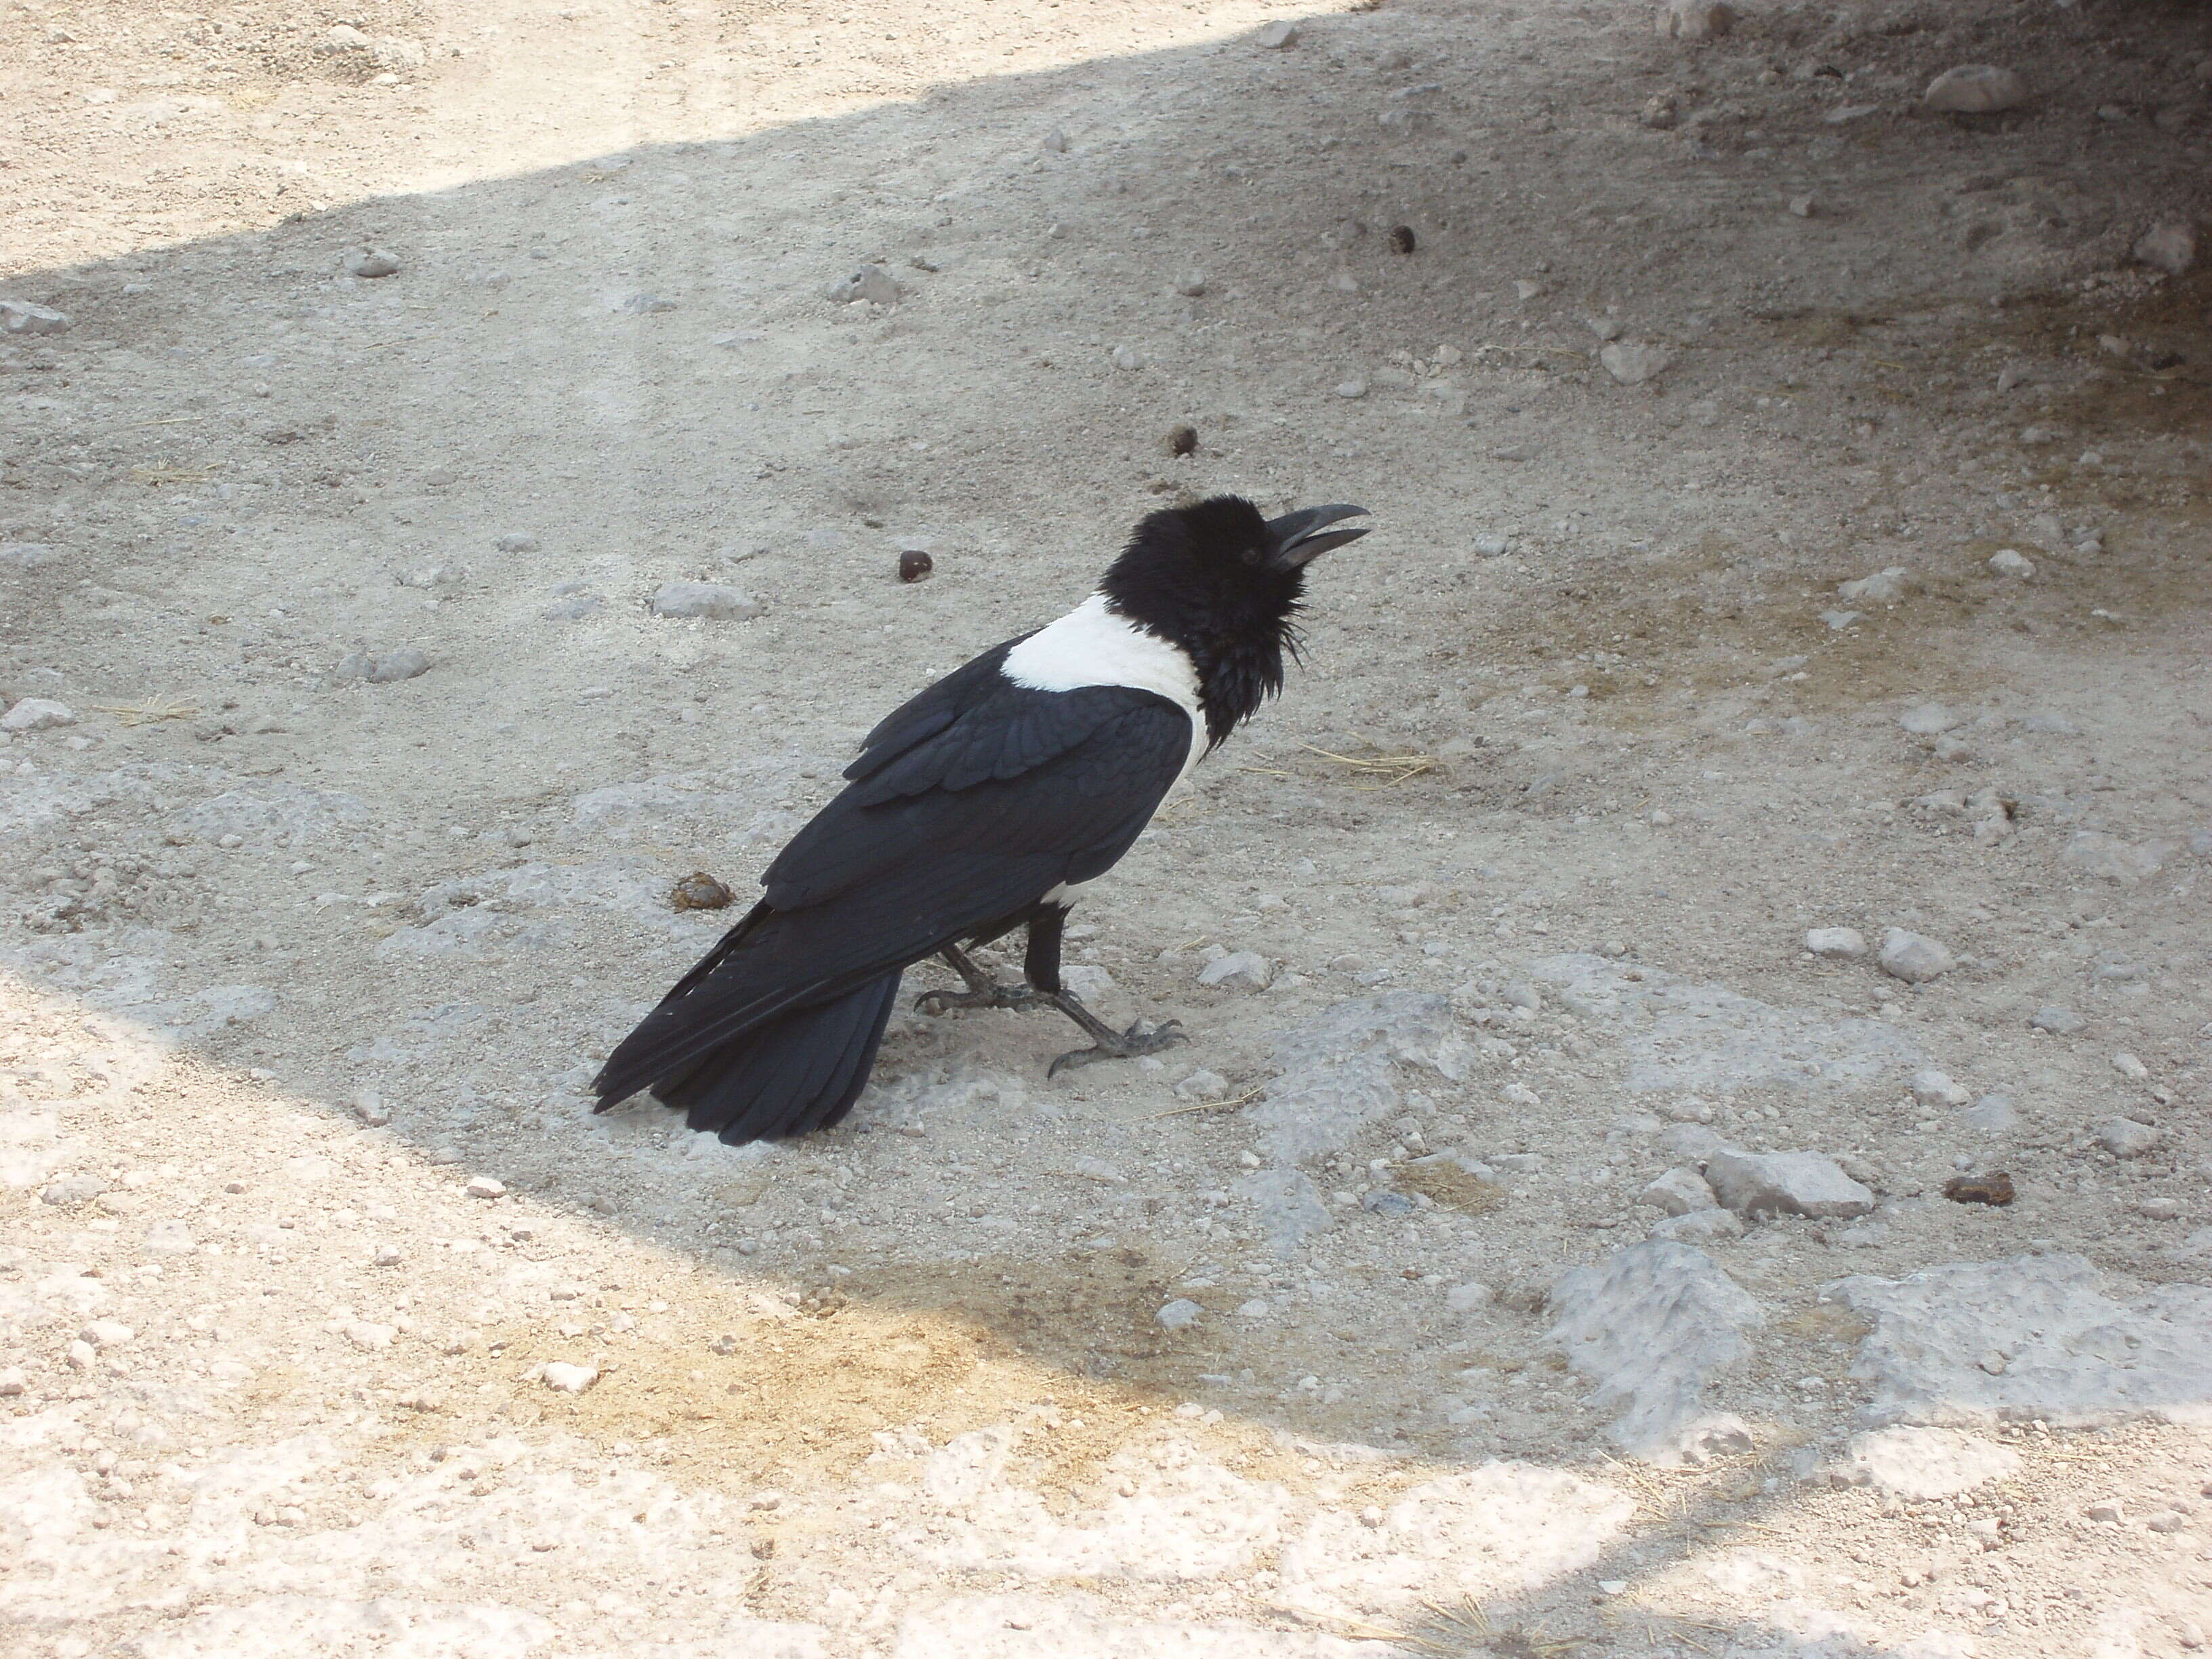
left=644, top=972, right=902, bottom=1144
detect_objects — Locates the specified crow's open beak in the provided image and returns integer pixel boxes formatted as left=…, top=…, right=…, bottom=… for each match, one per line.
left=1265, top=503, right=1373, bottom=569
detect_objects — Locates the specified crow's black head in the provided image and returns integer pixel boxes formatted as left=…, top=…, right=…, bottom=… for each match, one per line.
left=1101, top=494, right=1371, bottom=746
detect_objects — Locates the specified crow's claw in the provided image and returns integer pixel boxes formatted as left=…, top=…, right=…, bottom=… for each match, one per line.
left=1048, top=1019, right=1189, bottom=1078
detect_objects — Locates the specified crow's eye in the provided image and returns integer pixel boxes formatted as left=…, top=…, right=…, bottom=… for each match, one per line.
left=1241, top=544, right=1263, bottom=567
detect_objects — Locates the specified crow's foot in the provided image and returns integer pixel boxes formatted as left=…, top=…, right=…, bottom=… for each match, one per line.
left=916, top=981, right=1042, bottom=1015
left=1048, top=1018, right=1188, bottom=1078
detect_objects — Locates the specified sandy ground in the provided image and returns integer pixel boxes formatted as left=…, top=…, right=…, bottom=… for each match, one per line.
left=3, top=0, right=2211, bottom=1654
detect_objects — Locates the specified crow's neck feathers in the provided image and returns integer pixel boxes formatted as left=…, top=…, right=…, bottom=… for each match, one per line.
left=1093, top=497, right=1303, bottom=747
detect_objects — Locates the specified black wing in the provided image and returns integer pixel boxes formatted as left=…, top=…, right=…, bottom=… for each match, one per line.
left=592, top=679, right=1191, bottom=1101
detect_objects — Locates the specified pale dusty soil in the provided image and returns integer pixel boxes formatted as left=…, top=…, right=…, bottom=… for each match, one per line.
left=3, top=0, right=2211, bottom=1655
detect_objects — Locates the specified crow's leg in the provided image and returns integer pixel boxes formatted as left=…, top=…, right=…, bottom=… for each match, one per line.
left=913, top=942, right=1043, bottom=1015
left=1023, top=907, right=1187, bottom=1077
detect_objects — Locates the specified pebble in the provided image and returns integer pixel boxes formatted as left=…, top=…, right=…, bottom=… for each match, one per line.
left=670, top=871, right=735, bottom=910
left=1655, top=0, right=1735, bottom=41
left=1873, top=928, right=1953, bottom=985
left=2134, top=1197, right=2182, bottom=1222
left=1788, top=194, right=1818, bottom=218
left=826, top=266, right=900, bottom=306
left=1174, top=1069, right=1230, bottom=1102
left=496, top=533, right=542, bottom=554
left=0, top=1368, right=23, bottom=1397
left=1197, top=951, right=1273, bottom=991
left=345, top=1321, right=396, bottom=1351
left=1704, top=1147, right=1875, bottom=1218
left=1821, top=609, right=1862, bottom=631
left=1640, top=94, right=1681, bottom=129
left=1961, top=1094, right=2020, bottom=1132
left=1942, top=1171, right=2015, bottom=1206
left=1256, top=20, right=1298, bottom=48
left=344, top=248, right=401, bottom=279
left=1, top=698, right=77, bottom=732
left=1838, top=567, right=1908, bottom=604
left=1651, top=1208, right=1744, bottom=1243
left=41, top=1174, right=106, bottom=1207
left=542, top=1361, right=599, bottom=1393
left=1333, top=378, right=1369, bottom=399
left=1923, top=64, right=2027, bottom=114
left=2134, top=219, right=2198, bottom=276
left=1042, top=127, right=1069, bottom=154
left=1388, top=225, right=1416, bottom=255
left=1910, top=1068, right=1971, bottom=1109
left=542, top=588, right=604, bottom=621
left=1640, top=1167, right=1719, bottom=1216
left=465, top=1175, right=507, bottom=1199
left=1363, top=1189, right=1417, bottom=1217
left=616, top=291, right=677, bottom=314
left=1988, top=548, right=2034, bottom=579
left=1174, top=272, right=1207, bottom=298
left=1584, top=314, right=1624, bottom=342
left=1166, top=424, right=1198, bottom=457
left=1514, top=279, right=1544, bottom=301
left=1805, top=926, right=1866, bottom=959
left=373, top=1245, right=403, bottom=1267
left=1155, top=1298, right=1203, bottom=1331
left=2030, top=1005, right=2085, bottom=1035
left=0, top=543, right=59, bottom=570
left=1110, top=344, right=1145, bottom=371
left=1897, top=702, right=1959, bottom=735
left=0, top=300, right=72, bottom=336
left=1599, top=342, right=1673, bottom=385
left=1471, top=531, right=1511, bottom=557
left=651, top=582, right=761, bottom=621
left=1446, top=1280, right=1494, bottom=1312
left=2112, top=1052, right=2148, bottom=1082
left=81, top=1319, right=136, bottom=1349
left=2097, top=1118, right=2160, bottom=1159
left=334, top=646, right=430, bottom=684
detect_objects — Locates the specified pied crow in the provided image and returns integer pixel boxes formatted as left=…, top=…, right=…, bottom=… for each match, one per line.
left=590, top=495, right=1372, bottom=1145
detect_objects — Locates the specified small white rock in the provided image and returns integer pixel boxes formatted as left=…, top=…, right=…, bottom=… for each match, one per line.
left=1599, top=342, right=1674, bottom=385
left=1805, top=927, right=1866, bottom=959
left=1898, top=702, right=1959, bottom=735
left=1988, top=548, right=2034, bottom=579
left=1650, top=1208, right=1744, bottom=1244
left=1334, top=377, right=1370, bottom=399
left=2111, top=1052, right=2149, bottom=1082
left=1155, top=1298, right=1203, bottom=1331
left=651, top=582, right=761, bottom=621
left=542, top=1361, right=600, bottom=1393
left=1924, top=64, right=2027, bottom=114
left=2097, top=1118, right=2160, bottom=1159
left=1640, top=1167, right=1719, bottom=1216
left=1471, top=532, right=1511, bottom=557
left=466, top=1175, right=508, bottom=1199
left=1655, top=0, right=1734, bottom=40
left=81, top=1319, right=136, bottom=1350
left=0, top=300, right=73, bottom=336
left=1838, top=567, right=1908, bottom=604
left=1910, top=1069, right=1971, bottom=1109
left=1961, top=1094, right=2020, bottom=1132
left=1256, top=20, right=1298, bottom=48
left=1197, top=951, right=1273, bottom=991
left=1445, top=1280, right=1495, bottom=1312
left=1174, top=272, right=1207, bottom=298
left=344, top=1322, right=396, bottom=1351
left=1174, top=1069, right=1230, bottom=1103
left=0, top=1368, right=23, bottom=1397
left=1, top=698, right=76, bottom=732
left=1704, top=1147, right=1875, bottom=1218
left=2133, top=219, right=2198, bottom=277
left=1879, top=928, right=1955, bottom=984
left=826, top=266, right=901, bottom=306
left=344, top=248, right=401, bottom=279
